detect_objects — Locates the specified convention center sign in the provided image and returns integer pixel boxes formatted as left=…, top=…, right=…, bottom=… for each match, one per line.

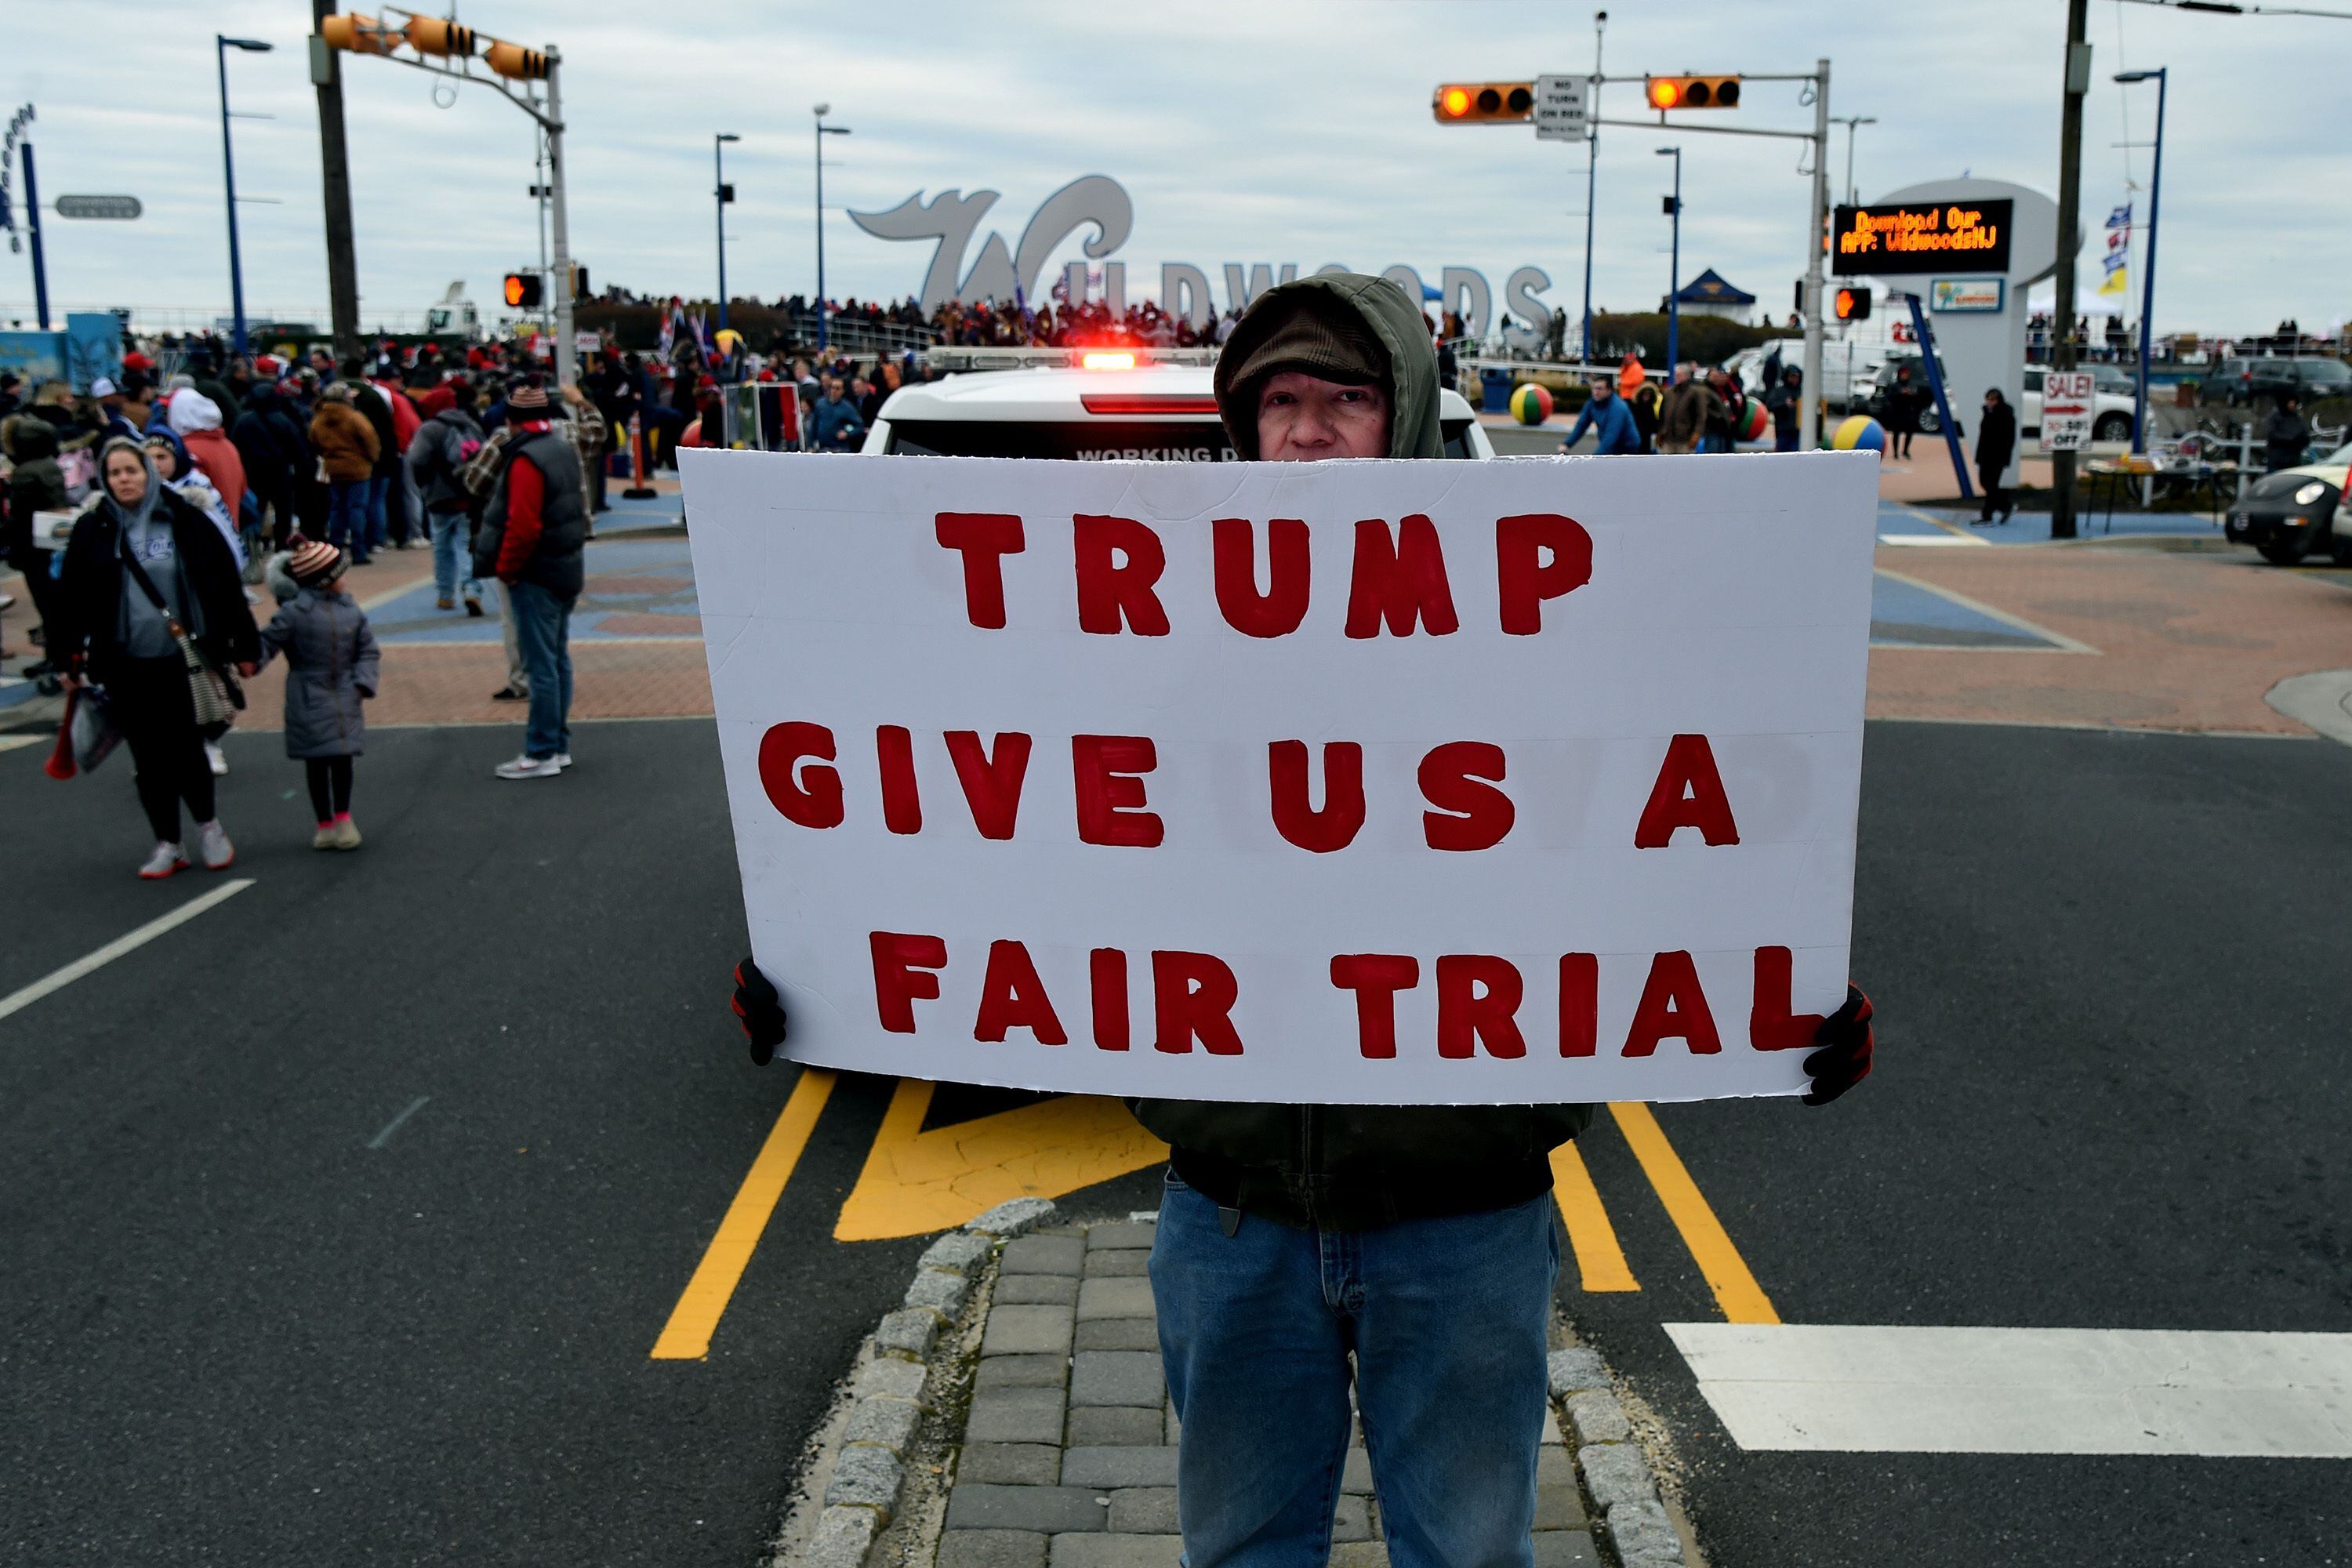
left=681, top=449, right=1879, bottom=1105
left=1831, top=199, right=2013, bottom=277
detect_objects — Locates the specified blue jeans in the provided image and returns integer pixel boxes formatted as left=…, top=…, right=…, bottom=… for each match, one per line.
left=428, top=510, right=478, bottom=603
left=507, top=579, right=574, bottom=760
left=326, top=479, right=370, bottom=560
left=1150, top=1178, right=1559, bottom=1568
left=364, top=474, right=393, bottom=552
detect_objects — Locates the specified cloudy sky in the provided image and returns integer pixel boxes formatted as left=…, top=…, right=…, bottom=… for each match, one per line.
left=3, top=0, right=2343, bottom=336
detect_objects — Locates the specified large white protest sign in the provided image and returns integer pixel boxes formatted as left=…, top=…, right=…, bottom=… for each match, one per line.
left=681, top=450, right=1878, bottom=1105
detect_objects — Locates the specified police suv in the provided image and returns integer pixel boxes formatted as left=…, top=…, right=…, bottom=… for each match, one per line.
left=863, top=347, right=1497, bottom=461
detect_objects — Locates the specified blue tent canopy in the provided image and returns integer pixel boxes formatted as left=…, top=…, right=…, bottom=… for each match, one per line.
left=1661, top=268, right=1755, bottom=309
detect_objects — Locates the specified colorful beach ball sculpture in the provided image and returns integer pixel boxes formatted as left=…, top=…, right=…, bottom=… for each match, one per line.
left=1831, top=414, right=1886, bottom=452
left=1737, top=397, right=1769, bottom=442
left=1510, top=383, right=1554, bottom=425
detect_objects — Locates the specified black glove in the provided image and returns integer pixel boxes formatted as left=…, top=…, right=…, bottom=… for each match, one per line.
left=731, top=956, right=789, bottom=1066
left=1801, top=984, right=1874, bottom=1106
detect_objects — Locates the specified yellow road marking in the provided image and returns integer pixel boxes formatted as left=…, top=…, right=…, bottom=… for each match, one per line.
left=651, top=1067, right=837, bottom=1360
left=1608, top=1102, right=1780, bottom=1325
left=833, top=1080, right=1168, bottom=1243
left=1549, top=1141, right=1639, bottom=1293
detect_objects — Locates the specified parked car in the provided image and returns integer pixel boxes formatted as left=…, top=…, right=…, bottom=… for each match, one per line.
left=866, top=351, right=1496, bottom=460
left=2223, top=441, right=2352, bottom=564
left=1733, top=337, right=1867, bottom=411
left=1857, top=350, right=1952, bottom=430
left=2200, top=355, right=2352, bottom=408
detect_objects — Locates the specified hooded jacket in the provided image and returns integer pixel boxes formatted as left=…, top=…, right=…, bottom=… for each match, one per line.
left=1138, top=272, right=1592, bottom=1232
left=1211, top=272, right=1444, bottom=461
left=169, top=390, right=248, bottom=526
left=53, top=477, right=258, bottom=677
left=4, top=415, right=71, bottom=563
left=310, top=397, right=381, bottom=483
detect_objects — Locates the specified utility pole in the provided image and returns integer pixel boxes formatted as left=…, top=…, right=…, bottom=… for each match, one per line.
left=1831, top=114, right=1876, bottom=204
left=309, top=0, right=360, bottom=361
left=2051, top=0, right=2090, bottom=539
left=1657, top=146, right=1681, bottom=376
left=542, top=48, right=574, bottom=389
left=1800, top=59, right=1830, bottom=452
left=1581, top=10, right=1605, bottom=365
left=20, top=136, right=51, bottom=331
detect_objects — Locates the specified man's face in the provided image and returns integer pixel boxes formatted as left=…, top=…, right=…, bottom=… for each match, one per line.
left=1255, top=371, right=1390, bottom=462
left=1591, top=381, right=1614, bottom=402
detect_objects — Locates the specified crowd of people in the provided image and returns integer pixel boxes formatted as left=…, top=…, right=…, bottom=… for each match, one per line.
left=1, top=335, right=615, bottom=875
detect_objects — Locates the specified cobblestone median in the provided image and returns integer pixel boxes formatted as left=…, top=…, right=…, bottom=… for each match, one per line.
left=925, top=1216, right=1613, bottom=1568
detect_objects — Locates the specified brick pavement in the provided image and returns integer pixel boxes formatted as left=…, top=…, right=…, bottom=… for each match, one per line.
left=933, top=1218, right=1599, bottom=1568
left=1865, top=545, right=2352, bottom=734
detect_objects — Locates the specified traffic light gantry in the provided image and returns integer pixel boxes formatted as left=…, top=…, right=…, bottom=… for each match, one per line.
left=319, top=8, right=576, bottom=383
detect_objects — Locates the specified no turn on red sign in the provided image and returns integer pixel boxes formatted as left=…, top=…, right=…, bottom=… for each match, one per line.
left=2041, top=370, right=2094, bottom=452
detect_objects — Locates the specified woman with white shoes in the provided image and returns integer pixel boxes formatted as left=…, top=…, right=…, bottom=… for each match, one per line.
left=52, top=438, right=260, bottom=879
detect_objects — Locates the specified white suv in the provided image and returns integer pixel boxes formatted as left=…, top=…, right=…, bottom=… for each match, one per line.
left=865, top=349, right=1496, bottom=461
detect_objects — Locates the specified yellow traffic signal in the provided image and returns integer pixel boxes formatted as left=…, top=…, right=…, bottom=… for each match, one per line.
left=503, top=272, right=543, bottom=309
left=1832, top=285, right=1871, bottom=322
left=486, top=40, right=550, bottom=79
left=318, top=13, right=397, bottom=53
left=403, top=16, right=476, bottom=55
left=1432, top=82, right=1534, bottom=125
left=1645, top=74, right=1742, bottom=111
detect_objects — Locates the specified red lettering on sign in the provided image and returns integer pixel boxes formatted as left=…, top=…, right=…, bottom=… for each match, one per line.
left=1073, top=735, right=1165, bottom=848
left=946, top=731, right=1033, bottom=840
left=1345, top=515, right=1459, bottom=638
left=1437, top=954, right=1528, bottom=1058
left=1621, top=950, right=1722, bottom=1055
left=1090, top=948, right=1131, bottom=1051
left=1634, top=733, right=1741, bottom=848
left=1269, top=740, right=1366, bottom=853
left=870, top=931, right=948, bottom=1033
left=935, top=512, right=1025, bottom=628
left=1330, top=953, right=1420, bottom=1059
left=1496, top=513, right=1594, bottom=635
left=757, top=721, right=843, bottom=828
left=1420, top=741, right=1514, bottom=851
left=1074, top=514, right=1171, bottom=636
left=877, top=725, right=922, bottom=836
left=1152, top=950, right=1243, bottom=1054
left=1558, top=953, right=1598, bottom=1057
left=974, top=938, right=1069, bottom=1045
left=1214, top=517, right=1312, bottom=637
left=1748, top=945, right=1825, bottom=1051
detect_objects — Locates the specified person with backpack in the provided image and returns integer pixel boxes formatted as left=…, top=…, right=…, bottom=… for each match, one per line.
left=407, top=379, right=488, bottom=615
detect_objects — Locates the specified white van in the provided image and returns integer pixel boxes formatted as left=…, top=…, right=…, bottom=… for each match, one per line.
left=866, top=350, right=1496, bottom=460
left=1733, top=337, right=1869, bottom=411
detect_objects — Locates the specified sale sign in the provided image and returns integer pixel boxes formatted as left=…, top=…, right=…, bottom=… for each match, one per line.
left=681, top=449, right=1879, bottom=1105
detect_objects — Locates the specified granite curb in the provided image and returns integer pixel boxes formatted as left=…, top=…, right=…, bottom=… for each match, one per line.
left=1547, top=1348, right=1693, bottom=1568
left=775, top=1196, right=1058, bottom=1568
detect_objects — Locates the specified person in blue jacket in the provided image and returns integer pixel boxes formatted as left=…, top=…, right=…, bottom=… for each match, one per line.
left=1561, top=375, right=1642, bottom=455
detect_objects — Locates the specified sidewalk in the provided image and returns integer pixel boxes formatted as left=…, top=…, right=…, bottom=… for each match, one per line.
left=795, top=1208, right=1686, bottom=1568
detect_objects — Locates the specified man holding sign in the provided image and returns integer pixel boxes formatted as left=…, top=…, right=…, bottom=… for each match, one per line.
left=714, top=274, right=1876, bottom=1567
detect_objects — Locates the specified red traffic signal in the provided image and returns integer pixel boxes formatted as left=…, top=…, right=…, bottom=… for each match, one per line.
left=1646, top=74, right=1741, bottom=111
left=1432, top=82, right=1535, bottom=124
left=1831, top=285, right=1871, bottom=321
left=503, top=272, right=543, bottom=309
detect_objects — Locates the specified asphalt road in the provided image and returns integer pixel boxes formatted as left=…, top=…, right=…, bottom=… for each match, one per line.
left=8, top=713, right=2347, bottom=1566
left=1571, top=720, right=2352, bottom=1567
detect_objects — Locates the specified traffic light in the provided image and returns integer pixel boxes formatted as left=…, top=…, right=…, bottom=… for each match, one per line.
left=1432, top=82, right=1535, bottom=124
left=318, top=13, right=397, bottom=53
left=486, top=40, right=550, bottom=79
left=1645, top=74, right=1742, bottom=111
left=1832, top=285, right=1871, bottom=322
left=570, top=263, right=589, bottom=299
left=403, top=16, right=475, bottom=55
left=503, top=272, right=543, bottom=309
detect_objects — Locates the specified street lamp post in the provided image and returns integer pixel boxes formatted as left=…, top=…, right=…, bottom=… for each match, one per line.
left=216, top=35, right=274, bottom=356
left=715, top=132, right=739, bottom=333
left=1657, top=147, right=1681, bottom=378
left=1831, top=114, right=1876, bottom=205
left=812, top=104, right=851, bottom=351
left=2114, top=67, right=2167, bottom=454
